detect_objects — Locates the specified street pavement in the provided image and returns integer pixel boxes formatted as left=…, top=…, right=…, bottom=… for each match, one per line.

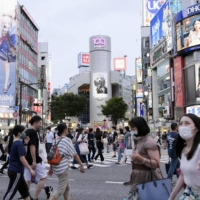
left=0, top=148, right=183, bottom=200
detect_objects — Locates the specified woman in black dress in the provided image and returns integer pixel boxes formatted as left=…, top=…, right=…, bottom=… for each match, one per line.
left=94, top=128, right=104, bottom=163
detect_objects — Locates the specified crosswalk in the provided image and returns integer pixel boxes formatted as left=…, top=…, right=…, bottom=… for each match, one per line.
left=0, top=153, right=169, bottom=175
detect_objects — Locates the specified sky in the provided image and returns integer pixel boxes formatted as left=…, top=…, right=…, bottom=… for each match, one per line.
left=18, top=0, right=141, bottom=90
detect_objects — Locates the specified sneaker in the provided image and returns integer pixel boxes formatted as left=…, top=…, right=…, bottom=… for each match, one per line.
left=115, top=162, right=121, bottom=165
left=112, top=155, right=116, bottom=158
left=31, top=198, right=38, bottom=200
left=44, top=186, right=53, bottom=199
left=0, top=169, right=4, bottom=174
left=90, top=160, right=95, bottom=163
left=87, top=164, right=93, bottom=169
left=71, top=166, right=77, bottom=169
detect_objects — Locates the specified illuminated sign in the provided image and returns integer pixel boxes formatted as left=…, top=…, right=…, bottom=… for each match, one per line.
left=114, top=58, right=126, bottom=71
left=136, top=58, right=142, bottom=84
left=186, top=105, right=200, bottom=117
left=78, top=52, right=89, bottom=68
left=93, top=38, right=106, bottom=48
left=146, top=0, right=165, bottom=14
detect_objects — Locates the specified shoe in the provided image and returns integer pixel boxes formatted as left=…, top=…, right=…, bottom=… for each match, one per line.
left=71, top=166, right=77, bottom=169
left=0, top=169, right=4, bottom=174
left=31, top=198, right=38, bottom=200
left=90, top=160, right=95, bottom=163
left=112, top=155, right=116, bottom=158
left=87, top=164, right=93, bottom=169
left=115, top=162, right=121, bottom=164
left=44, top=186, right=53, bottom=199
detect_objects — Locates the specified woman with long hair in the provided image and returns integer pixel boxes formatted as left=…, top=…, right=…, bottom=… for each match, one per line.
left=94, top=128, right=104, bottom=163
left=116, top=128, right=125, bottom=164
left=48, top=123, right=85, bottom=200
left=71, top=128, right=93, bottom=169
left=124, top=117, right=161, bottom=199
left=169, top=114, right=200, bottom=200
left=3, top=125, right=35, bottom=200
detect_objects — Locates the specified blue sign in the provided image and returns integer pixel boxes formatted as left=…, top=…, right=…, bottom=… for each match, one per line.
left=140, top=102, right=144, bottom=117
left=13, top=106, right=18, bottom=111
left=150, top=0, right=172, bottom=50
left=146, top=0, right=164, bottom=15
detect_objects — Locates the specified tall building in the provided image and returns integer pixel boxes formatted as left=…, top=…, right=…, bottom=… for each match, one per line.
left=67, top=35, right=136, bottom=128
left=0, top=1, right=40, bottom=133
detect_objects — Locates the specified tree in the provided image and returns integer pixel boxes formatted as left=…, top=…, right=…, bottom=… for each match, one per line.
left=101, top=97, right=128, bottom=125
left=49, top=93, right=87, bottom=123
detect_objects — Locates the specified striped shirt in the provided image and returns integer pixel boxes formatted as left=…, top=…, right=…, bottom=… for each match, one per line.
left=52, top=137, right=77, bottom=175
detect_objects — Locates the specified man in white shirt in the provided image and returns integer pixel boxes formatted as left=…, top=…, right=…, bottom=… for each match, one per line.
left=44, top=127, right=54, bottom=153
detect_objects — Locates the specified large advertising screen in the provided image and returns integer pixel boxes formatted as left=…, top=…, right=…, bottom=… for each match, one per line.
left=93, top=73, right=108, bottom=98
left=176, top=3, right=200, bottom=54
left=150, top=0, right=172, bottom=51
left=0, top=0, right=17, bottom=114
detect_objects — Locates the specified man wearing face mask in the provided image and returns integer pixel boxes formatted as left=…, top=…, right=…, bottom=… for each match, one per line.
left=166, top=123, right=180, bottom=182
left=44, top=127, right=54, bottom=154
left=24, top=115, right=47, bottom=200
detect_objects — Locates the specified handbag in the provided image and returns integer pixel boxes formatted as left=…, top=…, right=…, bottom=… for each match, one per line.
left=79, top=142, right=89, bottom=155
left=136, top=159, right=172, bottom=200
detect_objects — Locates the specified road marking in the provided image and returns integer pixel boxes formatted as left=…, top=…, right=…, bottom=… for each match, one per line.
left=105, top=181, right=124, bottom=184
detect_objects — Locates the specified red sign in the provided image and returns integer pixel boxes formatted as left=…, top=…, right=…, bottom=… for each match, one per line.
left=174, top=57, right=184, bottom=107
left=82, top=54, right=89, bottom=64
left=13, top=112, right=18, bottom=118
left=48, top=82, right=51, bottom=91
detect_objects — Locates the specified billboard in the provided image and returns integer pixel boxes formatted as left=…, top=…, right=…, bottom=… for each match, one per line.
left=78, top=52, right=90, bottom=68
left=135, top=58, right=142, bottom=84
left=142, top=0, right=166, bottom=26
left=186, top=105, right=200, bottom=117
left=0, top=0, right=17, bottom=114
left=92, top=73, right=108, bottom=98
left=113, top=58, right=126, bottom=71
left=136, top=97, right=143, bottom=116
left=176, top=3, right=200, bottom=55
left=195, top=63, right=200, bottom=101
left=150, top=0, right=172, bottom=51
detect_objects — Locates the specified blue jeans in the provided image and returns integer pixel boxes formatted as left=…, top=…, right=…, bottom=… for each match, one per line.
left=46, top=143, right=52, bottom=154
left=167, top=157, right=180, bottom=179
left=118, top=148, right=124, bottom=162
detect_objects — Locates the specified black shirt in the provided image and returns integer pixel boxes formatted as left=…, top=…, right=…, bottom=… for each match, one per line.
left=88, top=133, right=95, bottom=146
left=66, top=133, right=73, bottom=140
left=25, top=129, right=42, bottom=165
left=113, top=131, right=118, bottom=142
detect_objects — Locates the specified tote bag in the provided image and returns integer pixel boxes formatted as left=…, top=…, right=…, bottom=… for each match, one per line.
left=136, top=159, right=172, bottom=200
left=79, top=142, right=89, bottom=155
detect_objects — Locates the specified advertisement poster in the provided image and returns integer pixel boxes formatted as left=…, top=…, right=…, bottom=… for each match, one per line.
left=150, top=0, right=172, bottom=52
left=93, top=73, right=108, bottom=98
left=186, top=105, right=200, bottom=117
left=114, top=58, right=126, bottom=71
left=136, top=97, right=143, bottom=117
left=0, top=0, right=17, bottom=113
left=195, top=63, right=200, bottom=101
left=78, top=52, right=89, bottom=68
left=136, top=58, right=142, bottom=84
left=176, top=13, right=200, bottom=54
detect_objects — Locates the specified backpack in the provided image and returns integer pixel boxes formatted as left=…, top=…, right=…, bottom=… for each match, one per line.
left=47, top=138, right=64, bottom=165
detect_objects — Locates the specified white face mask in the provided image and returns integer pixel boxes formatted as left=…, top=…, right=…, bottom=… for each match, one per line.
left=179, top=126, right=195, bottom=140
left=131, top=131, right=141, bottom=140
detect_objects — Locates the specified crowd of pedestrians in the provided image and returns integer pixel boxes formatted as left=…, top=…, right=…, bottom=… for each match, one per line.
left=0, top=114, right=200, bottom=199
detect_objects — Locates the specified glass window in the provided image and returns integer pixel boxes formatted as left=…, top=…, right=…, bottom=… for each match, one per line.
left=157, top=61, right=170, bottom=78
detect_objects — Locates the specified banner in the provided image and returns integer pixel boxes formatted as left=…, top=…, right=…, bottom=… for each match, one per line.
left=195, top=63, right=200, bottom=101
left=0, top=0, right=17, bottom=114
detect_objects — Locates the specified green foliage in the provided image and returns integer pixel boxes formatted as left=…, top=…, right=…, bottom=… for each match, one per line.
left=49, top=93, right=87, bottom=123
left=101, top=97, right=128, bottom=125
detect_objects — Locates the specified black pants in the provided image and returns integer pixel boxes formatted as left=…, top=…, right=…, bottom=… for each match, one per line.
left=46, top=143, right=52, bottom=154
left=3, top=170, right=30, bottom=200
left=0, top=143, right=4, bottom=154
left=95, top=145, right=104, bottom=162
left=88, top=145, right=96, bottom=161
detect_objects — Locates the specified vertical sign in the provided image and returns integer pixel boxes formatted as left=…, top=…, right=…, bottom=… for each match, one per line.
left=140, top=102, right=144, bottom=117
left=136, top=58, right=142, bottom=83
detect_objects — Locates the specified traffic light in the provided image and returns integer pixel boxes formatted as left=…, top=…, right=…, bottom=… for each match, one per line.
left=33, top=103, right=43, bottom=106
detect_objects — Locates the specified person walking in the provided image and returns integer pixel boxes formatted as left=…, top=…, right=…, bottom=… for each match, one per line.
left=94, top=128, right=104, bottom=163
left=122, top=126, right=132, bottom=163
left=0, top=129, right=5, bottom=155
left=166, top=123, right=180, bottom=183
left=24, top=115, right=47, bottom=200
left=116, top=128, right=125, bottom=164
left=112, top=126, right=118, bottom=157
left=44, top=127, right=54, bottom=154
left=124, top=117, right=161, bottom=199
left=48, top=123, right=85, bottom=200
left=3, top=125, right=35, bottom=200
left=156, top=132, right=162, bottom=145
left=71, top=128, right=93, bottom=169
left=169, top=114, right=200, bottom=200
left=88, top=128, right=96, bottom=163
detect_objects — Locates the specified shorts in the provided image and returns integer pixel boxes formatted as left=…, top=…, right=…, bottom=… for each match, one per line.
left=113, top=143, right=117, bottom=151
left=3, top=170, right=30, bottom=200
left=51, top=169, right=70, bottom=198
left=24, top=161, right=47, bottom=182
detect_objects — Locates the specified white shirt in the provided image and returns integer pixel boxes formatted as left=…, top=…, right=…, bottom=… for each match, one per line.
left=77, top=133, right=87, bottom=142
left=45, top=131, right=54, bottom=143
left=180, top=144, right=200, bottom=188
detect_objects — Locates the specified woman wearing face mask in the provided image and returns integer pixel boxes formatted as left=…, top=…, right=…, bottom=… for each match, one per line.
left=123, top=117, right=161, bottom=199
left=169, top=114, right=200, bottom=200
left=3, top=125, right=35, bottom=200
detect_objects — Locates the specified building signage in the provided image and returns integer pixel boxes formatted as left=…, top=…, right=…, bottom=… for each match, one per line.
left=93, top=38, right=106, bottom=48
left=78, top=52, right=90, bottom=68
left=186, top=105, right=200, bottom=117
left=146, top=0, right=165, bottom=14
left=136, top=58, right=142, bottom=84
left=140, top=102, right=144, bottom=117
left=113, top=58, right=126, bottom=71
left=150, top=0, right=172, bottom=51
left=195, top=63, right=200, bottom=101
left=152, top=40, right=167, bottom=63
